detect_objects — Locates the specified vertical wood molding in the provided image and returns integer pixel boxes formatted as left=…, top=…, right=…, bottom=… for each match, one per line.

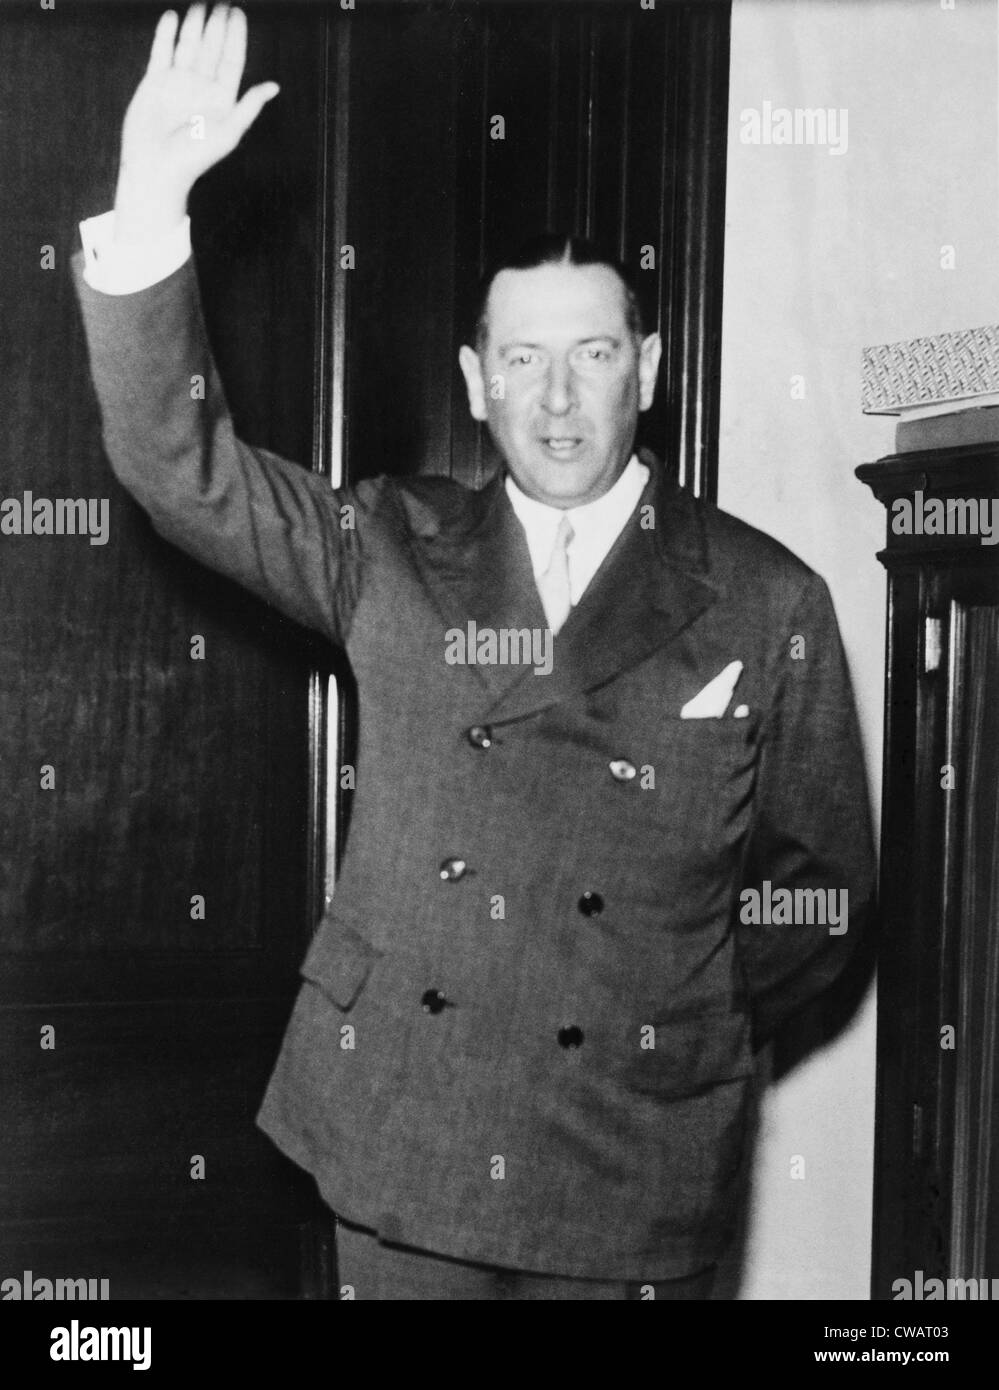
left=546, top=13, right=560, bottom=230
left=583, top=13, right=597, bottom=240
left=617, top=13, right=633, bottom=266
left=308, top=13, right=351, bottom=491
left=654, top=9, right=675, bottom=424
left=308, top=13, right=352, bottom=934
left=665, top=2, right=731, bottom=502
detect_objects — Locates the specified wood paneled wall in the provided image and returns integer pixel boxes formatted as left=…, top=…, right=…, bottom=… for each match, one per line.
left=0, top=0, right=332, bottom=1298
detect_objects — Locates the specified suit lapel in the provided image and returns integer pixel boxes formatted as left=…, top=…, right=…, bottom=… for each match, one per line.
left=482, top=457, right=719, bottom=722
left=404, top=470, right=549, bottom=700
left=405, top=454, right=719, bottom=715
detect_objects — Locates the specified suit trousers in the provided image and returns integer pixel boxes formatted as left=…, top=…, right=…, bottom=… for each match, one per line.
left=335, top=1219, right=716, bottom=1301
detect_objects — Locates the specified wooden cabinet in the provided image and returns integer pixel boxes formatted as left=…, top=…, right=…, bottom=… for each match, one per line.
left=858, top=444, right=999, bottom=1299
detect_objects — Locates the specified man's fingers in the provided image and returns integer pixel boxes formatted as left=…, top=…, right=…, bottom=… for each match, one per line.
left=215, top=5, right=248, bottom=104
left=227, top=81, right=279, bottom=143
left=146, top=10, right=180, bottom=74
left=194, top=2, right=230, bottom=80
left=173, top=2, right=207, bottom=72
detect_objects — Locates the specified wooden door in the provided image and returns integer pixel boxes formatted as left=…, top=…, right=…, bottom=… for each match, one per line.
left=0, top=1, right=334, bottom=1299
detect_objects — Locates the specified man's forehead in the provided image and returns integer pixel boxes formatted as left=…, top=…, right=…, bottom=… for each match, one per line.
left=485, top=263, right=632, bottom=344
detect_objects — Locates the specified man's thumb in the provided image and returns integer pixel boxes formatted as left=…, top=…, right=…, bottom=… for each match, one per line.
left=229, top=82, right=281, bottom=143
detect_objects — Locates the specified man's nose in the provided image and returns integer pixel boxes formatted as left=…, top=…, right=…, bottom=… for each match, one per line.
left=541, top=361, right=577, bottom=416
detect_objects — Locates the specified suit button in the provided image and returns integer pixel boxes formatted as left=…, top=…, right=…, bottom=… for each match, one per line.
left=467, top=725, right=493, bottom=749
left=557, top=1025, right=584, bottom=1048
left=439, top=857, right=468, bottom=881
left=577, top=891, right=604, bottom=916
left=609, top=758, right=637, bottom=782
left=421, top=989, right=448, bottom=1014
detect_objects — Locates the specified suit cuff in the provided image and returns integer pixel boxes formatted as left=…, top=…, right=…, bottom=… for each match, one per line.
left=79, top=209, right=192, bottom=295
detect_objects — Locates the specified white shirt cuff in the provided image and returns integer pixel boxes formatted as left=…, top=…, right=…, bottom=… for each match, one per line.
left=79, top=210, right=192, bottom=295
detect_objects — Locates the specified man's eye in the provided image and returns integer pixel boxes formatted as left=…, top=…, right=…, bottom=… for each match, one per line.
left=509, top=351, right=539, bottom=367
left=575, top=346, right=612, bottom=364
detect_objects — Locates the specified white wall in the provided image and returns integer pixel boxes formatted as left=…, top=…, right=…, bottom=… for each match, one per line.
left=720, top=0, right=999, bottom=1298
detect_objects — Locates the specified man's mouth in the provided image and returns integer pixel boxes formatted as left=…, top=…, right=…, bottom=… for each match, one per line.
left=539, top=435, right=585, bottom=457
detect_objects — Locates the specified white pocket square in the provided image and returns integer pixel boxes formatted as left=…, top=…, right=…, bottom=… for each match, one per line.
left=680, top=661, right=744, bottom=719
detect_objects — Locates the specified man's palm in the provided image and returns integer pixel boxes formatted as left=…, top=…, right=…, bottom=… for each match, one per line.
left=119, top=4, right=278, bottom=200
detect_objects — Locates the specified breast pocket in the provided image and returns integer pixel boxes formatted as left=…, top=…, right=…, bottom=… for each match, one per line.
left=299, top=915, right=384, bottom=1011
left=660, top=714, right=758, bottom=784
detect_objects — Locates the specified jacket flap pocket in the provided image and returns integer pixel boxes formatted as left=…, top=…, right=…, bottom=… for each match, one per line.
left=300, top=917, right=384, bottom=1011
left=628, top=1009, right=753, bottom=1099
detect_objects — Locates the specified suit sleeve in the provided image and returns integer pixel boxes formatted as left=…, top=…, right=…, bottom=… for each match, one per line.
left=72, top=251, right=379, bottom=645
left=736, top=571, right=877, bottom=1046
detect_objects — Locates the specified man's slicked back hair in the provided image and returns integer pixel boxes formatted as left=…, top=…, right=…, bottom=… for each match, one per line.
left=471, top=233, right=646, bottom=351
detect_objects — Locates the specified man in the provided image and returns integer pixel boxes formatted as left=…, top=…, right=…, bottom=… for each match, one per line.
left=74, top=4, right=875, bottom=1300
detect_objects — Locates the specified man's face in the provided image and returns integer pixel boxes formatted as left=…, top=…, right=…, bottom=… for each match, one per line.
left=459, top=262, right=662, bottom=508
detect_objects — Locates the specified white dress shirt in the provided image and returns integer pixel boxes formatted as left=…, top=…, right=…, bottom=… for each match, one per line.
left=505, top=455, right=650, bottom=610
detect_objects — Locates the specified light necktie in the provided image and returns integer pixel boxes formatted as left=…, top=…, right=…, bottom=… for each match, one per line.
left=536, top=514, right=575, bottom=634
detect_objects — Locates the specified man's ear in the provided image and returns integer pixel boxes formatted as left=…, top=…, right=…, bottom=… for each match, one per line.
left=458, top=344, right=489, bottom=422
left=637, top=332, right=662, bottom=412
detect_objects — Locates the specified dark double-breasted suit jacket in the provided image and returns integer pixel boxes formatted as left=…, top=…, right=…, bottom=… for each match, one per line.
left=74, top=255, right=876, bottom=1281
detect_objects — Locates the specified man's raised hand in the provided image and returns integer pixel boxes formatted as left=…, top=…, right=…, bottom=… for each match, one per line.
left=114, top=3, right=279, bottom=244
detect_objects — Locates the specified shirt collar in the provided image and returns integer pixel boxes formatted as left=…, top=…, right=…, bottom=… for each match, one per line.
left=504, top=453, right=650, bottom=571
